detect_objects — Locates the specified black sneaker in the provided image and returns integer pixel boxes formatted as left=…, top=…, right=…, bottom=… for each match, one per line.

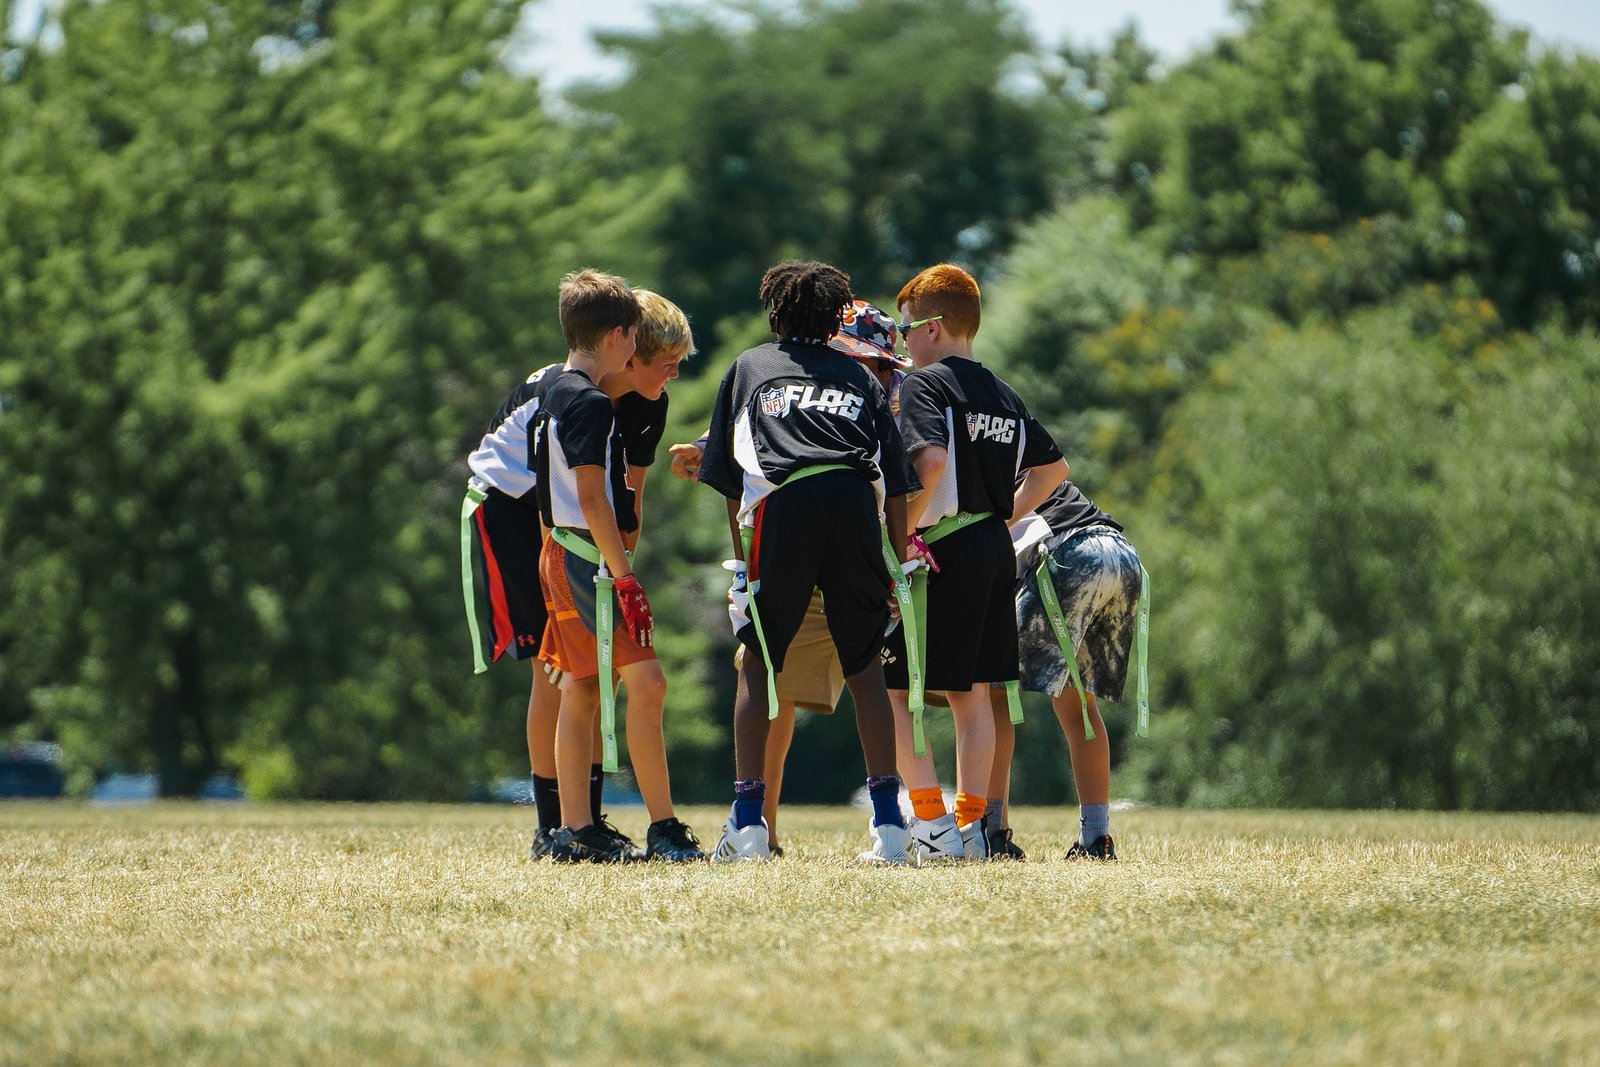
left=1065, top=834, right=1117, bottom=861
left=987, top=826, right=1026, bottom=861
left=530, top=826, right=556, bottom=860
left=644, top=817, right=706, bottom=862
left=593, top=815, right=647, bottom=862
left=550, top=823, right=645, bottom=864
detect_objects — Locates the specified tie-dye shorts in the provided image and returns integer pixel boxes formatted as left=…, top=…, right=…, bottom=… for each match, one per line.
left=1015, top=525, right=1143, bottom=701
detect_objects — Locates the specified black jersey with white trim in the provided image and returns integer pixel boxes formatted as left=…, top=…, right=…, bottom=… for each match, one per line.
left=1036, top=480, right=1122, bottom=537
left=467, top=362, right=562, bottom=501
left=531, top=368, right=616, bottom=532
left=611, top=390, right=669, bottom=532
left=699, top=340, right=920, bottom=524
left=897, top=356, right=1062, bottom=528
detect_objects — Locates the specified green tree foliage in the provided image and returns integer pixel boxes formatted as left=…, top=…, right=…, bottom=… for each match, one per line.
left=1126, top=300, right=1600, bottom=809
left=1108, top=0, right=1599, bottom=328
left=569, top=0, right=1094, bottom=347
left=0, top=0, right=667, bottom=796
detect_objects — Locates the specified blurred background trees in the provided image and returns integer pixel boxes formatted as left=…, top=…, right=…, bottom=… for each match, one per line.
left=3, top=0, right=1595, bottom=808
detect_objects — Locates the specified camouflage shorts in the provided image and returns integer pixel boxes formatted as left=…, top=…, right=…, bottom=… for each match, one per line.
left=1015, top=525, right=1142, bottom=701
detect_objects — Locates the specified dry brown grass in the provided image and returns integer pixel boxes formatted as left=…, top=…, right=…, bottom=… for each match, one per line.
left=3, top=803, right=1598, bottom=1065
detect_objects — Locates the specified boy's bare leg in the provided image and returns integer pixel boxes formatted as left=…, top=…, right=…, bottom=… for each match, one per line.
left=889, top=688, right=941, bottom=790
left=617, top=658, right=672, bottom=823
left=988, top=688, right=1015, bottom=826
left=556, top=674, right=602, bottom=829
left=946, top=686, right=996, bottom=798
left=1052, top=690, right=1110, bottom=806
left=733, top=652, right=772, bottom=780
left=845, top=659, right=899, bottom=779
left=763, top=701, right=798, bottom=848
left=527, top=663, right=561, bottom=778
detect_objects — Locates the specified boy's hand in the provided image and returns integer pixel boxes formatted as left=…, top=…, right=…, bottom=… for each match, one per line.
left=614, top=574, right=654, bottom=648
left=668, top=442, right=705, bottom=481
left=724, top=559, right=750, bottom=633
left=906, top=532, right=940, bottom=573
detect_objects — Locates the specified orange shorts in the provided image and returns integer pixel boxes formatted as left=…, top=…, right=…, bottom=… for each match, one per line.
left=538, top=535, right=655, bottom=681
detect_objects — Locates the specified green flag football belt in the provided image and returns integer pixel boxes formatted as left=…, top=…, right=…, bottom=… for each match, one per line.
left=1033, top=541, right=1152, bottom=740
left=900, top=511, right=1022, bottom=755
left=549, top=525, right=626, bottom=773
left=460, top=481, right=491, bottom=675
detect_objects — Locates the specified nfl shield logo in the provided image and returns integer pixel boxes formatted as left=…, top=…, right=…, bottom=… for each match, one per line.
left=965, top=412, right=980, bottom=440
left=760, top=387, right=788, bottom=416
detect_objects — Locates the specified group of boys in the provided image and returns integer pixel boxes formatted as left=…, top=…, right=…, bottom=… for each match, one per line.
left=463, top=260, right=1146, bottom=866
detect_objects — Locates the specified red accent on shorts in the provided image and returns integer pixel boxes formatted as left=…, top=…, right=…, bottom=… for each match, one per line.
left=748, top=499, right=767, bottom=586
left=474, top=507, right=514, bottom=662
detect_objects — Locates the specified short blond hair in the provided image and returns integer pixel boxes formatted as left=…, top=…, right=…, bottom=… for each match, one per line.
left=896, top=263, right=981, bottom=340
left=633, top=290, right=695, bottom=365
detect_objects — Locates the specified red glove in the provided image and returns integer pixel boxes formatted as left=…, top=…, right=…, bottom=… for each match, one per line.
left=614, top=573, right=654, bottom=648
left=907, top=532, right=940, bottom=573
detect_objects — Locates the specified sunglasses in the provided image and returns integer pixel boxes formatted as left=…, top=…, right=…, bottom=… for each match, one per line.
left=896, top=314, right=943, bottom=335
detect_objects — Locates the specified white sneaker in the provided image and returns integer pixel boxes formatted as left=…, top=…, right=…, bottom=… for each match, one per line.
left=857, top=820, right=913, bottom=866
left=958, top=819, right=991, bottom=862
left=910, top=813, right=965, bottom=865
left=711, top=813, right=771, bottom=863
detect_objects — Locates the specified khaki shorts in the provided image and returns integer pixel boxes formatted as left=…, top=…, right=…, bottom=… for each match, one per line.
left=734, top=590, right=843, bottom=714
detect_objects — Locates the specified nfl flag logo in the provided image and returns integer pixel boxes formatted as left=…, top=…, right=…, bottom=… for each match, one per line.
left=760, top=387, right=788, bottom=416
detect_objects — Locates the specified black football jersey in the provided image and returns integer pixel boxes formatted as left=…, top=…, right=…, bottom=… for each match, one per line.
left=897, top=356, right=1062, bottom=527
left=699, top=340, right=920, bottom=523
left=531, top=368, right=615, bottom=531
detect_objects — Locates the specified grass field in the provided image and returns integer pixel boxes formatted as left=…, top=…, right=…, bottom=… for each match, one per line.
left=3, top=803, right=1598, bottom=1066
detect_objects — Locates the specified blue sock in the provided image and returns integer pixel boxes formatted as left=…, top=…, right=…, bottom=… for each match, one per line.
left=866, top=775, right=905, bottom=828
left=733, top=779, right=766, bottom=829
left=1080, top=803, right=1110, bottom=846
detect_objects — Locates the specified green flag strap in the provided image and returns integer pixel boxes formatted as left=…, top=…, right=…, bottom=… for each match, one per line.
left=1134, top=565, right=1151, bottom=737
left=909, top=567, right=929, bottom=755
left=921, top=510, right=993, bottom=545
left=1035, top=555, right=1094, bottom=741
left=1005, top=679, right=1023, bottom=725
left=460, top=484, right=489, bottom=675
left=738, top=526, right=782, bottom=721
left=879, top=529, right=927, bottom=755
left=550, top=526, right=602, bottom=565
left=550, top=526, right=635, bottom=770
left=594, top=567, right=619, bottom=773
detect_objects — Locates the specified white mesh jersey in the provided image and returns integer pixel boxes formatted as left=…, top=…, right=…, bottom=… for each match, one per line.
left=467, top=363, right=562, bottom=499
left=531, top=369, right=615, bottom=532
left=699, top=340, right=920, bottom=525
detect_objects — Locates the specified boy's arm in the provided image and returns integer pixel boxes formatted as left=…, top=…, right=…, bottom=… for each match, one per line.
left=727, top=498, right=744, bottom=562
left=625, top=464, right=650, bottom=549
left=575, top=465, right=635, bottom=580
left=884, top=493, right=910, bottom=564
left=1012, top=458, right=1069, bottom=525
left=904, top=445, right=947, bottom=533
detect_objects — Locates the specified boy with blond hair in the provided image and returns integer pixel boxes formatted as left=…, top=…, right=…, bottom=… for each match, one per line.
left=882, top=264, right=1067, bottom=863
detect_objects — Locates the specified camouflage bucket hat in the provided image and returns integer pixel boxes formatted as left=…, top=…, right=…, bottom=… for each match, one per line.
left=831, top=299, right=913, bottom=369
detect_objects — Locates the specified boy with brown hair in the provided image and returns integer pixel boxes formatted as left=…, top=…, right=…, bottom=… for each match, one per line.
left=883, top=263, right=1068, bottom=863
left=527, top=271, right=700, bottom=863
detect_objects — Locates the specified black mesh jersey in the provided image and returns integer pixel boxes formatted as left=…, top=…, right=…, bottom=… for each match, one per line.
left=897, top=356, right=1062, bottom=528
left=1036, top=480, right=1122, bottom=537
left=469, top=362, right=665, bottom=530
left=611, top=391, right=668, bottom=533
left=531, top=368, right=615, bottom=532
left=467, top=362, right=563, bottom=502
left=699, top=340, right=921, bottom=524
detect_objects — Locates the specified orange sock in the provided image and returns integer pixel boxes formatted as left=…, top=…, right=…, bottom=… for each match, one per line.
left=910, top=787, right=947, bottom=822
left=955, top=792, right=986, bottom=828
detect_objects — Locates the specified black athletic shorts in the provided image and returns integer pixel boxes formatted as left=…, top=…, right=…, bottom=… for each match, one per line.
left=882, top=514, right=1018, bottom=691
left=741, top=470, right=891, bottom=678
left=466, top=486, right=548, bottom=664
